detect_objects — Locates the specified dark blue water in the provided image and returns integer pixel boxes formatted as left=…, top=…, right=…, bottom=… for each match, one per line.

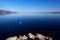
left=0, top=13, right=60, bottom=40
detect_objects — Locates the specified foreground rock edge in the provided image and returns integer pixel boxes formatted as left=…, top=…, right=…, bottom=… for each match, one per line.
left=6, top=33, right=53, bottom=40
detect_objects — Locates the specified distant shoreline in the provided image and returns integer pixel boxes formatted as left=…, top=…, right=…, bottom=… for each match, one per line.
left=0, top=10, right=17, bottom=15
left=0, top=10, right=60, bottom=15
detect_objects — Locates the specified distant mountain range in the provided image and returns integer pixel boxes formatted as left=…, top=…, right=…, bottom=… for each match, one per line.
left=0, top=10, right=60, bottom=15
left=0, top=10, right=17, bottom=15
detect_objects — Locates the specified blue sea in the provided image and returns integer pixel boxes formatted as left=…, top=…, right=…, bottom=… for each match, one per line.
left=0, top=13, right=60, bottom=40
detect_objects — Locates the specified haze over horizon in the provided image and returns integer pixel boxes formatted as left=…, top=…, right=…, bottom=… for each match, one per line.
left=0, top=0, right=60, bottom=12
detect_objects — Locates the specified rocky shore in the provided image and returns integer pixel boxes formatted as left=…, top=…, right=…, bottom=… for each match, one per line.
left=6, top=33, right=53, bottom=40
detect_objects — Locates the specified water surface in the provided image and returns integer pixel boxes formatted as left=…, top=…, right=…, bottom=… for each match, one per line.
left=0, top=13, right=60, bottom=40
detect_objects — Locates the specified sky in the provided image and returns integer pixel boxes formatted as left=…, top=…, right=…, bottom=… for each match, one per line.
left=0, top=0, right=60, bottom=12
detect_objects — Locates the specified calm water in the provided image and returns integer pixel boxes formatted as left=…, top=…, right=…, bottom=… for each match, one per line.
left=0, top=13, right=60, bottom=40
